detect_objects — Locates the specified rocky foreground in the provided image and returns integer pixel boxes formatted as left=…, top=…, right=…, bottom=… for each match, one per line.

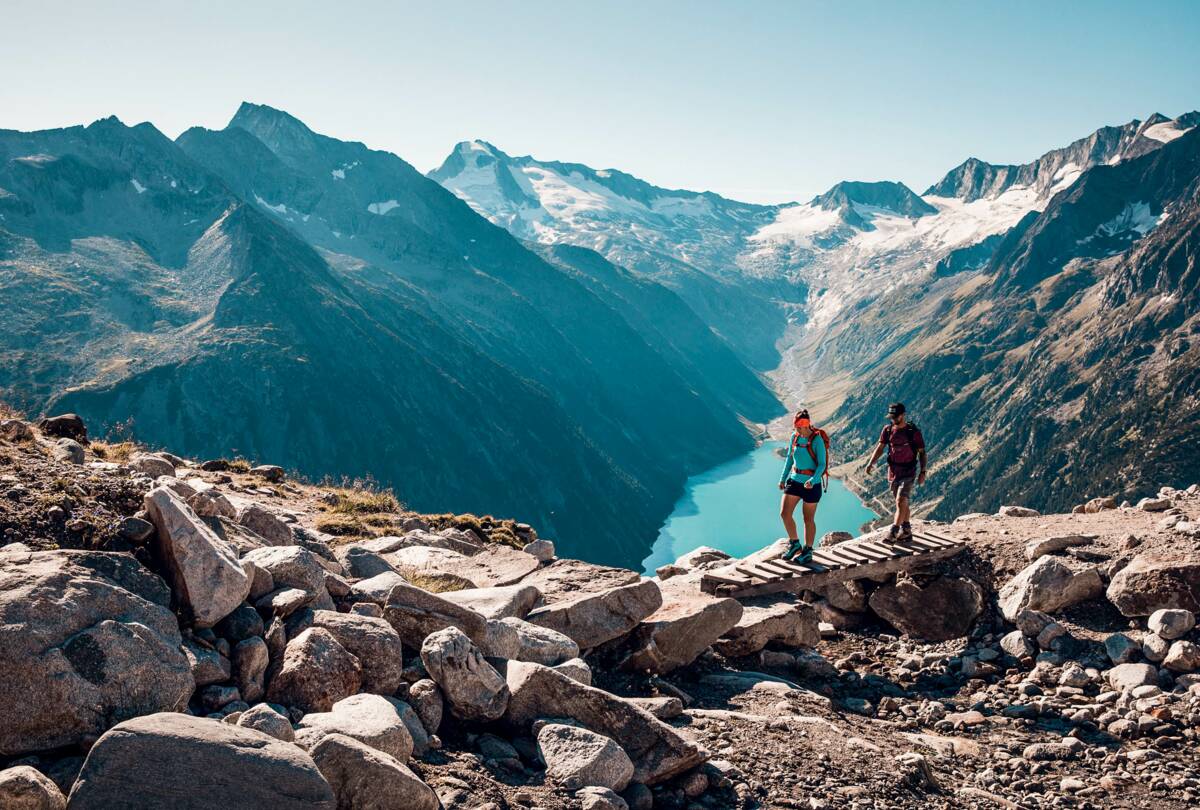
left=2, top=415, right=1200, bottom=809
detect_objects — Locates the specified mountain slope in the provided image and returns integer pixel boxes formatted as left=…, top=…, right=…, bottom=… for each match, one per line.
left=828, top=127, right=1200, bottom=517
left=429, top=140, right=807, bottom=368
left=1, top=106, right=781, bottom=567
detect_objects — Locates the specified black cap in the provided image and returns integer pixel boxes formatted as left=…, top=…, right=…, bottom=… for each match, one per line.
left=887, top=402, right=906, bottom=416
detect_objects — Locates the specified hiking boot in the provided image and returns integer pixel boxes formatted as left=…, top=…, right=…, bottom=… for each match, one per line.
left=885, top=524, right=901, bottom=544
left=899, top=522, right=913, bottom=542
left=792, top=545, right=815, bottom=566
left=782, top=539, right=805, bottom=561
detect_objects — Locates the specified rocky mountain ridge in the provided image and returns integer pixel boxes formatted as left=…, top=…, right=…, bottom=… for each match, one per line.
left=4, top=411, right=1200, bottom=809
left=0, top=104, right=781, bottom=569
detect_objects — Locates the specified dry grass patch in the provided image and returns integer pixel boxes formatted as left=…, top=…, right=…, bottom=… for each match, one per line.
left=424, top=512, right=526, bottom=549
left=91, top=441, right=138, bottom=462
left=394, top=566, right=471, bottom=593
left=323, top=485, right=400, bottom=515
left=0, top=401, right=23, bottom=420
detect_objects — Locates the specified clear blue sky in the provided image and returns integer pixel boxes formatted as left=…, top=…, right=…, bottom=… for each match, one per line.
left=3, top=1, right=1198, bottom=203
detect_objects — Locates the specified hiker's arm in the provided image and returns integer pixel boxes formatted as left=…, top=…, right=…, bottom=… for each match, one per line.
left=865, top=442, right=885, bottom=473
left=779, top=441, right=794, bottom=486
left=917, top=448, right=927, bottom=484
left=805, top=438, right=827, bottom=487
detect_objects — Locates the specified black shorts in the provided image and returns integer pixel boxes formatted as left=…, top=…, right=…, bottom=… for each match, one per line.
left=784, top=480, right=823, bottom=503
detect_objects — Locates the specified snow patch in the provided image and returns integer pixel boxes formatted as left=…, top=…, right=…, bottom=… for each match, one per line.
left=254, top=194, right=288, bottom=216
left=1097, top=202, right=1161, bottom=237
left=368, top=199, right=400, bottom=215
left=331, top=169, right=345, bottom=180
left=1143, top=121, right=1191, bottom=144
left=130, top=179, right=147, bottom=194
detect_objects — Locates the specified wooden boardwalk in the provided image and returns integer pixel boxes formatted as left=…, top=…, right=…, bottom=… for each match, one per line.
left=699, top=528, right=967, bottom=598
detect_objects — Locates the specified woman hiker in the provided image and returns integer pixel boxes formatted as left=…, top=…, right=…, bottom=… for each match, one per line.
left=778, top=409, right=827, bottom=563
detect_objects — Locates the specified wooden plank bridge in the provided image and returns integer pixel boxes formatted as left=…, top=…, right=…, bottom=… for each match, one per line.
left=699, top=528, right=967, bottom=598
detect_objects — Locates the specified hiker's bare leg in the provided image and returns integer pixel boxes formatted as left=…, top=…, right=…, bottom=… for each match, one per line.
left=780, top=493, right=801, bottom=540
left=802, top=500, right=818, bottom=546
left=898, top=494, right=911, bottom=525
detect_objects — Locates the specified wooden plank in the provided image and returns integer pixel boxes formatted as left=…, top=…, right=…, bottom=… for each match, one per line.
left=815, top=546, right=861, bottom=567
left=828, top=545, right=876, bottom=564
left=857, top=540, right=911, bottom=558
left=745, top=563, right=789, bottom=580
left=734, top=565, right=771, bottom=581
left=702, top=572, right=751, bottom=587
left=708, top=541, right=967, bottom=598
left=755, top=560, right=796, bottom=577
left=844, top=543, right=891, bottom=562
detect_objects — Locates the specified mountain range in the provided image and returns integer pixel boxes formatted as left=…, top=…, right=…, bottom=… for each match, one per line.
left=2, top=103, right=1197, bottom=563
left=0, top=104, right=779, bottom=568
left=430, top=109, right=1200, bottom=519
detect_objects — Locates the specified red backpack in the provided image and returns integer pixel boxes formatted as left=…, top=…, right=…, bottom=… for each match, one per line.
left=790, top=427, right=832, bottom=489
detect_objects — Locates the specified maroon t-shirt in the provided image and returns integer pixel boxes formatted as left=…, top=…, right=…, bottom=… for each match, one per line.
left=880, top=424, right=925, bottom=481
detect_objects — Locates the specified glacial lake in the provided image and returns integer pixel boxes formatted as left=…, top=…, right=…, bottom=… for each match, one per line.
left=641, top=440, right=879, bottom=573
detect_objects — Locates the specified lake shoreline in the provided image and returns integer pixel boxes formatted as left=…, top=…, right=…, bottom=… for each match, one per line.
left=640, top=440, right=880, bottom=574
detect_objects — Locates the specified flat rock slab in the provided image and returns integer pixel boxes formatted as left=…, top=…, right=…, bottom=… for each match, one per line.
left=66, top=713, right=334, bottom=810
left=420, top=545, right=541, bottom=588
left=613, top=576, right=743, bottom=672
left=505, top=662, right=706, bottom=785
left=516, top=559, right=642, bottom=604
left=440, top=584, right=542, bottom=619
left=527, top=578, right=663, bottom=650
left=713, top=594, right=819, bottom=657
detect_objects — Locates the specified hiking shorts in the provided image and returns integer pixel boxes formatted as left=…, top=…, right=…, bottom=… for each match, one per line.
left=890, top=476, right=915, bottom=499
left=784, top=480, right=823, bottom=503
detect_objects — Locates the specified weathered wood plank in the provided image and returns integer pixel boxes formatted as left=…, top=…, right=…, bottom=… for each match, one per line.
left=701, top=540, right=966, bottom=598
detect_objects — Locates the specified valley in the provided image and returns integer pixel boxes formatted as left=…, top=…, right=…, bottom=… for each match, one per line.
left=2, top=104, right=1198, bottom=569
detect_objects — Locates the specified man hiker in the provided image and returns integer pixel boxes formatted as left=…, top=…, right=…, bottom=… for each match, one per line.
left=865, top=402, right=926, bottom=542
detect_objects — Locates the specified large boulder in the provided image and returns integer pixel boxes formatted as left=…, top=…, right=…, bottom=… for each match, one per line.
left=1107, top=552, right=1200, bottom=617
left=440, top=584, right=542, bottom=619
left=333, top=544, right=397, bottom=580
left=420, top=627, right=509, bottom=722
left=1148, top=608, right=1196, bottom=640
left=130, top=453, right=176, bottom=478
left=869, top=575, right=985, bottom=641
left=309, top=733, right=438, bottom=810
left=309, top=610, right=404, bottom=695
left=237, top=704, right=294, bottom=742
left=266, top=628, right=362, bottom=713
left=504, top=662, right=706, bottom=785
left=407, top=680, right=443, bottom=736
left=713, top=595, right=819, bottom=657
left=0, top=765, right=66, bottom=810
left=998, top=557, right=1103, bottom=621
left=38, top=414, right=87, bottom=442
left=1106, top=663, right=1158, bottom=692
left=613, top=579, right=742, bottom=672
left=382, top=581, right=488, bottom=648
left=294, top=694, right=414, bottom=763
left=0, top=549, right=193, bottom=756
left=537, top=723, right=634, bottom=792
left=243, top=546, right=327, bottom=598
left=526, top=579, right=663, bottom=650
left=144, top=486, right=252, bottom=627
left=236, top=503, right=296, bottom=546
left=66, top=713, right=334, bottom=809
left=350, top=571, right=407, bottom=605
left=518, top=559, right=642, bottom=604
left=503, top=617, right=580, bottom=665
left=233, top=637, right=270, bottom=703
left=1164, top=641, right=1200, bottom=673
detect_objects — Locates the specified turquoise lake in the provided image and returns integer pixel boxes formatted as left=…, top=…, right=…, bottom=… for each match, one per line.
left=641, top=440, right=879, bottom=573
